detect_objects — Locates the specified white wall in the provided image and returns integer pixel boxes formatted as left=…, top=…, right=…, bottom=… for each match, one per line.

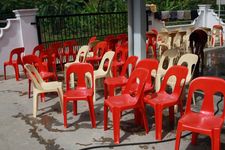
left=0, top=9, right=38, bottom=75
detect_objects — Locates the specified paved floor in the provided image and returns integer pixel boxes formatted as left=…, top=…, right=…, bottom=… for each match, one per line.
left=0, top=73, right=225, bottom=150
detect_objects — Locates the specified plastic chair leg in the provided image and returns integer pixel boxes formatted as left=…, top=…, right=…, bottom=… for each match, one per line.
left=169, top=106, right=175, bottom=128
left=139, top=107, right=149, bottom=134
left=104, top=83, right=108, bottom=99
left=88, top=97, right=96, bottom=128
left=63, top=100, right=68, bottom=128
left=175, top=123, right=182, bottom=150
left=112, top=109, right=121, bottom=144
left=33, top=92, right=39, bottom=118
left=73, top=101, right=77, bottom=116
left=191, top=132, right=198, bottom=145
left=28, top=79, right=31, bottom=98
left=4, top=65, right=7, bottom=80
left=14, top=64, right=20, bottom=81
left=212, top=129, right=221, bottom=150
left=57, top=88, right=63, bottom=113
left=155, top=107, right=163, bottom=140
left=104, top=104, right=108, bottom=131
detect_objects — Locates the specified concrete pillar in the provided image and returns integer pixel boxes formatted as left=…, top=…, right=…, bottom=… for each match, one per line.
left=128, top=0, right=134, bottom=56
left=128, top=0, right=146, bottom=59
left=13, top=9, right=39, bottom=55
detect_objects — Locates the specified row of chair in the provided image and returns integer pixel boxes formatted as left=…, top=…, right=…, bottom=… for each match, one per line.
left=146, top=25, right=224, bottom=59
left=24, top=47, right=225, bottom=149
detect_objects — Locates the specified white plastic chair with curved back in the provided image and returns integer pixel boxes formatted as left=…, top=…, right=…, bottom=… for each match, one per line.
left=93, top=51, right=115, bottom=102
left=24, top=64, right=63, bottom=118
left=177, top=53, right=198, bottom=105
left=157, top=31, right=171, bottom=56
left=154, top=49, right=179, bottom=92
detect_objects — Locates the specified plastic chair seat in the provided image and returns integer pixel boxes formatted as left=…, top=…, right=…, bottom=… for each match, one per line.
left=178, top=113, right=223, bottom=131
left=144, top=92, right=180, bottom=107
left=40, top=81, right=62, bottom=91
left=104, top=76, right=127, bottom=86
left=105, top=94, right=138, bottom=110
left=64, top=88, right=93, bottom=99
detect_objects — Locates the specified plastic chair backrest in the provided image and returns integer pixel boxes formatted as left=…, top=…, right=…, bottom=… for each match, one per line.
left=49, top=41, right=63, bottom=57
left=32, top=44, right=45, bottom=57
left=158, top=49, right=178, bottom=73
left=9, top=47, right=25, bottom=64
left=88, top=36, right=97, bottom=44
left=24, top=64, right=44, bottom=90
left=98, top=51, right=115, bottom=74
left=75, top=45, right=89, bottom=63
left=177, top=53, right=198, bottom=84
left=185, top=77, right=225, bottom=119
left=22, top=54, right=47, bottom=72
left=212, top=24, right=223, bottom=35
left=114, top=44, right=128, bottom=63
left=93, top=41, right=108, bottom=57
left=136, top=59, right=159, bottom=85
left=66, top=63, right=94, bottom=91
left=122, top=68, right=149, bottom=100
left=63, top=40, right=77, bottom=54
left=120, top=56, right=138, bottom=76
left=104, top=34, right=115, bottom=42
left=151, top=28, right=158, bottom=35
left=159, top=65, right=188, bottom=94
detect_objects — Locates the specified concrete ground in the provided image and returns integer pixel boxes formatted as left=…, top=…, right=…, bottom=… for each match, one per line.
left=0, top=71, right=225, bottom=150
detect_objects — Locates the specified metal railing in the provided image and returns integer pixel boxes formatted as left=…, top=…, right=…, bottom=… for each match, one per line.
left=36, top=12, right=128, bottom=45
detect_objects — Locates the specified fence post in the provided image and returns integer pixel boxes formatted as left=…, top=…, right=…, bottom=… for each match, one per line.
left=13, top=9, right=39, bottom=55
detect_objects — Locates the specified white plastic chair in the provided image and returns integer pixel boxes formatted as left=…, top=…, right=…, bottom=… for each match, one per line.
left=93, top=51, right=115, bottom=102
left=154, top=49, right=179, bottom=92
left=157, top=31, right=171, bottom=56
left=24, top=64, right=63, bottom=118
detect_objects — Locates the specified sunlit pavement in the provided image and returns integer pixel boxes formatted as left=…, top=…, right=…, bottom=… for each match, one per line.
left=0, top=71, right=225, bottom=150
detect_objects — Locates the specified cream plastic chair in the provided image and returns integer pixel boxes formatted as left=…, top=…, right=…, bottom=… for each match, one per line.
left=177, top=53, right=198, bottom=105
left=183, top=27, right=195, bottom=52
left=154, top=49, right=179, bottom=92
left=93, top=51, right=115, bottom=102
left=64, top=45, right=90, bottom=85
left=87, top=40, right=100, bottom=57
left=24, top=64, right=63, bottom=118
left=157, top=31, right=171, bottom=56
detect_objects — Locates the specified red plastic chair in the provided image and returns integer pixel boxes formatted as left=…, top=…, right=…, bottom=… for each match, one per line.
left=104, top=68, right=150, bottom=144
left=4, top=47, right=25, bottom=81
left=86, top=41, right=108, bottom=67
left=104, top=55, right=138, bottom=99
left=175, top=77, right=225, bottom=150
left=63, top=40, right=78, bottom=63
left=144, top=65, right=188, bottom=140
left=42, top=47, right=58, bottom=78
left=32, top=44, right=46, bottom=57
left=146, top=29, right=158, bottom=59
left=88, top=36, right=97, bottom=45
left=63, top=63, right=96, bottom=128
left=22, top=54, right=57, bottom=99
left=49, top=42, right=64, bottom=70
left=104, top=34, right=118, bottom=51
left=134, top=59, right=159, bottom=95
left=106, top=44, right=128, bottom=77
